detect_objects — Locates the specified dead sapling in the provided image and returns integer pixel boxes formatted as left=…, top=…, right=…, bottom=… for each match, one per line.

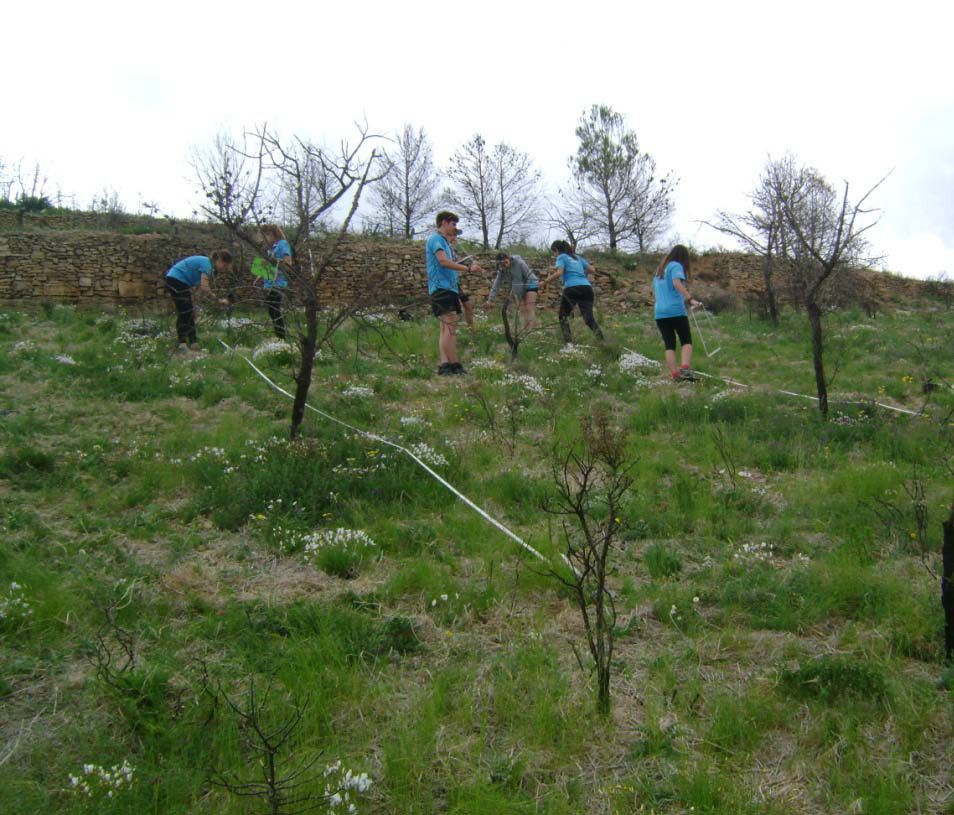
left=210, top=676, right=369, bottom=815
left=873, top=451, right=954, bottom=662
left=543, top=410, right=635, bottom=716
left=710, top=423, right=739, bottom=490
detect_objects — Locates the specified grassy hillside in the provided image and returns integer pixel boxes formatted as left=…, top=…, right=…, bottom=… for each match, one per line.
left=2, top=299, right=953, bottom=814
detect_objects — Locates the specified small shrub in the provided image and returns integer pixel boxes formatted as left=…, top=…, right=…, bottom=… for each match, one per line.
left=701, top=286, right=737, bottom=314
left=644, top=542, right=682, bottom=580
left=779, top=655, right=889, bottom=704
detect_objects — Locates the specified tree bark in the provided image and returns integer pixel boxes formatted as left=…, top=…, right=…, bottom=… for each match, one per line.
left=762, top=254, right=779, bottom=325
left=806, top=300, right=828, bottom=415
left=290, top=290, right=318, bottom=439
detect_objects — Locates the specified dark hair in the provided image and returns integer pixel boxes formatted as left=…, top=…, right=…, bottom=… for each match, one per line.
left=550, top=239, right=576, bottom=260
left=495, top=252, right=510, bottom=262
left=211, top=250, right=233, bottom=264
left=436, top=211, right=459, bottom=226
left=655, top=245, right=690, bottom=280
left=262, top=224, right=286, bottom=241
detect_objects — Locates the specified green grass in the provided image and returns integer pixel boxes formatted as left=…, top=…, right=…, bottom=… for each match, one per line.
left=1, top=300, right=953, bottom=813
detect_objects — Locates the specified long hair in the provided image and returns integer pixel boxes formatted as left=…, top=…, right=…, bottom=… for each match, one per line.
left=262, top=224, right=286, bottom=242
left=655, top=244, right=690, bottom=280
left=550, top=239, right=577, bottom=260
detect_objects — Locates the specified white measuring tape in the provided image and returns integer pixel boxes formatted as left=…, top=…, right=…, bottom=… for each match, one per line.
left=622, top=348, right=922, bottom=416
left=218, top=339, right=555, bottom=567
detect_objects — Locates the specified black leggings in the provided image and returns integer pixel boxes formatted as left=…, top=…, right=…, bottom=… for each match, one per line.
left=265, top=289, right=286, bottom=339
left=655, top=316, right=692, bottom=351
left=559, top=285, right=603, bottom=343
left=165, top=277, right=196, bottom=345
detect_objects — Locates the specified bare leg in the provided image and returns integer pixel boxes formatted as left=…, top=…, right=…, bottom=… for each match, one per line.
left=681, top=343, right=693, bottom=369
left=665, top=349, right=678, bottom=376
left=439, top=312, right=459, bottom=364
left=462, top=299, right=474, bottom=328
left=521, top=290, right=538, bottom=331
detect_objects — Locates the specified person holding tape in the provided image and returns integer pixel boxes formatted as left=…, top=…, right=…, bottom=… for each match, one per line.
left=426, top=211, right=485, bottom=376
left=541, top=239, right=604, bottom=345
left=164, top=251, right=231, bottom=353
left=653, top=244, right=701, bottom=381
left=260, top=224, right=292, bottom=339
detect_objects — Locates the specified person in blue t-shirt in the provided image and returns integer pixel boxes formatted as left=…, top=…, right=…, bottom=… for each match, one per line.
left=541, top=240, right=604, bottom=345
left=164, top=251, right=232, bottom=352
left=653, top=244, right=702, bottom=381
left=426, top=211, right=485, bottom=375
left=260, top=224, right=292, bottom=339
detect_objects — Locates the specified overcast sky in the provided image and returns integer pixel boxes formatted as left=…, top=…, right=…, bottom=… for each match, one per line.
left=5, top=0, right=952, bottom=278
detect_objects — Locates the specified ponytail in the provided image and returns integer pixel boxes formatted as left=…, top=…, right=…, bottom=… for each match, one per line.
left=550, top=239, right=577, bottom=260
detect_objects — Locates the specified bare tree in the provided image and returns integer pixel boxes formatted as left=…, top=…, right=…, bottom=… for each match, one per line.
left=545, top=186, right=601, bottom=252
left=569, top=104, right=676, bottom=252
left=446, top=134, right=497, bottom=249
left=701, top=156, right=789, bottom=324
left=445, top=136, right=542, bottom=249
left=367, top=124, right=440, bottom=239
left=545, top=410, right=635, bottom=715
left=195, top=122, right=387, bottom=438
left=769, top=155, right=887, bottom=414
left=491, top=142, right=542, bottom=248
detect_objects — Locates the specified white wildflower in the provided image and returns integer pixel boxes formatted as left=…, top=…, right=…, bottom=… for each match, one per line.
left=342, top=385, right=374, bottom=399
left=408, top=442, right=448, bottom=467
left=502, top=373, right=546, bottom=396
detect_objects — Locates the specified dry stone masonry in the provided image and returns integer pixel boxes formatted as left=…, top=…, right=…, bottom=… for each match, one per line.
left=0, top=213, right=924, bottom=310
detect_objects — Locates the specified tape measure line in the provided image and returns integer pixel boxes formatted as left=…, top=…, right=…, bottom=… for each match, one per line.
left=219, top=340, right=553, bottom=566
left=621, top=348, right=920, bottom=416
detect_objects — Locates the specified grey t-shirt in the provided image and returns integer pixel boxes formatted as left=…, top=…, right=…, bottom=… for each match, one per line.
left=487, top=255, right=539, bottom=303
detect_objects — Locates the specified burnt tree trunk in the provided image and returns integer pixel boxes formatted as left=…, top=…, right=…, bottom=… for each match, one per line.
left=290, top=289, right=318, bottom=439
left=806, top=299, right=829, bottom=416
left=943, top=514, right=954, bottom=660
left=762, top=254, right=779, bottom=325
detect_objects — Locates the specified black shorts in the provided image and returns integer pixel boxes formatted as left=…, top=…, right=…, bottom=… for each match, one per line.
left=656, top=316, right=692, bottom=351
left=559, top=285, right=594, bottom=317
left=431, top=288, right=462, bottom=317
left=459, top=292, right=470, bottom=304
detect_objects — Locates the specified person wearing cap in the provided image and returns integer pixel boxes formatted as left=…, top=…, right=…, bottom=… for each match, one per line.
left=425, top=211, right=485, bottom=375
left=485, top=252, right=539, bottom=331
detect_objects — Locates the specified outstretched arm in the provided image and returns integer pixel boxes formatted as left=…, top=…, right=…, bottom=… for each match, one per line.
left=672, top=277, right=700, bottom=308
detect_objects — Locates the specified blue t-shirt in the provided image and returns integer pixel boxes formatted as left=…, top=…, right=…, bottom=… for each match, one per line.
left=653, top=261, right=688, bottom=319
left=426, top=232, right=458, bottom=294
left=264, top=239, right=291, bottom=289
left=166, top=256, right=212, bottom=287
left=555, top=253, right=592, bottom=289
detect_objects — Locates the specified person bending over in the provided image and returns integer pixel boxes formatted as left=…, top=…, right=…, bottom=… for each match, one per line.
left=164, top=251, right=231, bottom=352
left=541, top=240, right=603, bottom=345
left=485, top=252, right=539, bottom=331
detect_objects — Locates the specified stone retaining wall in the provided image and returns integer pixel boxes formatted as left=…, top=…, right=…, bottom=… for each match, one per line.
left=0, top=222, right=926, bottom=311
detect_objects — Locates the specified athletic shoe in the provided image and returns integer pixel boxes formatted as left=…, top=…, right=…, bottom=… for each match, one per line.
left=176, top=343, right=190, bottom=355
left=437, top=363, right=454, bottom=376
left=450, top=362, right=466, bottom=375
